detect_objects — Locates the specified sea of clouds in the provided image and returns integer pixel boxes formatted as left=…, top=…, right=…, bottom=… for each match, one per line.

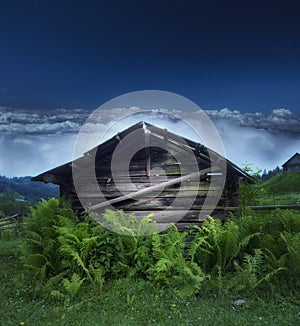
left=0, top=106, right=299, bottom=177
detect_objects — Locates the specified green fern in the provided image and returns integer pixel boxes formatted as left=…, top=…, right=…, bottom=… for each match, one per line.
left=50, top=273, right=84, bottom=302
left=192, top=216, right=260, bottom=277
left=147, top=224, right=205, bottom=298
left=57, top=224, right=97, bottom=282
left=89, top=265, right=104, bottom=292
left=223, top=248, right=264, bottom=292
left=187, top=227, right=211, bottom=263
left=280, top=231, right=300, bottom=279
left=62, top=273, right=84, bottom=298
left=20, top=198, right=77, bottom=279
left=102, top=209, right=158, bottom=236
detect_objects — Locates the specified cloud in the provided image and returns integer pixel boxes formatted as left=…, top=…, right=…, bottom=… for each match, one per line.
left=204, top=107, right=300, bottom=134
left=210, top=119, right=300, bottom=171
left=271, top=108, right=292, bottom=117
left=177, top=109, right=300, bottom=171
left=0, top=106, right=299, bottom=176
left=0, top=106, right=87, bottom=134
left=1, top=106, right=299, bottom=136
left=0, top=134, right=77, bottom=177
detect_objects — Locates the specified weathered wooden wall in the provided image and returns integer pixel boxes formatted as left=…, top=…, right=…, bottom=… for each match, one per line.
left=60, top=145, right=240, bottom=230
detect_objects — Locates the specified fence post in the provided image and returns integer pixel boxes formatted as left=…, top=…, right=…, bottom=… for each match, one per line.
left=18, top=205, right=24, bottom=224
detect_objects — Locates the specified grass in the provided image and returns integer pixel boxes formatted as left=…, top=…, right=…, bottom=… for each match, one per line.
left=257, top=192, right=300, bottom=206
left=248, top=172, right=300, bottom=206
left=261, top=172, right=300, bottom=195
left=0, top=237, right=299, bottom=326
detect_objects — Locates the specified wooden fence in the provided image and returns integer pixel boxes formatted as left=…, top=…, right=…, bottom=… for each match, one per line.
left=0, top=211, right=23, bottom=238
left=225, top=204, right=300, bottom=211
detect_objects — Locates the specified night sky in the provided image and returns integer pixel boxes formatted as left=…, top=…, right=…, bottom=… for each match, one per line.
left=1, top=0, right=300, bottom=113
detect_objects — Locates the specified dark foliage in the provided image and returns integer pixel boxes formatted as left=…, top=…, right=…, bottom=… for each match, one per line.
left=260, top=166, right=282, bottom=181
left=0, top=175, right=59, bottom=202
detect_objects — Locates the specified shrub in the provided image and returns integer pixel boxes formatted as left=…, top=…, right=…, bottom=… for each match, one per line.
left=262, top=172, right=300, bottom=194
left=21, top=198, right=77, bottom=279
left=20, top=198, right=300, bottom=297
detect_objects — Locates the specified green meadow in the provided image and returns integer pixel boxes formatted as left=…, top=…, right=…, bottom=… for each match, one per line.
left=0, top=173, right=299, bottom=325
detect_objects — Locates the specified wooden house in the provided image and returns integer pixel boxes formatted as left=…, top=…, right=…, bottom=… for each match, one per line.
left=282, top=153, right=300, bottom=172
left=32, top=121, right=253, bottom=230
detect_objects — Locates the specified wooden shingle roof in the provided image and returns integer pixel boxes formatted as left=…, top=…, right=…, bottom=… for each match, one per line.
left=282, top=152, right=300, bottom=167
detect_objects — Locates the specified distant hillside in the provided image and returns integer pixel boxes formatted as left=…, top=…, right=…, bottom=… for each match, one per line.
left=262, top=172, right=300, bottom=194
left=0, top=175, right=59, bottom=202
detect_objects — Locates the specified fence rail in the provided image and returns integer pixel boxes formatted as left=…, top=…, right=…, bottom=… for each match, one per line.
left=225, top=204, right=300, bottom=211
left=0, top=211, right=23, bottom=236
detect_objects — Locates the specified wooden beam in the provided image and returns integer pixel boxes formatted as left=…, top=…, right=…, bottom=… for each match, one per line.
left=145, top=131, right=150, bottom=177
left=88, top=166, right=218, bottom=211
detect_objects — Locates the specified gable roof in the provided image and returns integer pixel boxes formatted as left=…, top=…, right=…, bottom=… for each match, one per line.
left=32, top=121, right=254, bottom=183
left=282, top=152, right=300, bottom=167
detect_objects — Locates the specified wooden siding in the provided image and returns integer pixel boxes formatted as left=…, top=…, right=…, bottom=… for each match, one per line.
left=61, top=146, right=239, bottom=229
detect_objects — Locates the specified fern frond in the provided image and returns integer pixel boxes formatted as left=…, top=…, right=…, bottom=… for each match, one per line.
left=187, top=234, right=210, bottom=262
left=256, top=267, right=286, bottom=287
left=62, top=273, right=84, bottom=298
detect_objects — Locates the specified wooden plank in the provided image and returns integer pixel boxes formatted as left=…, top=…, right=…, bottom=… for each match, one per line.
left=92, top=163, right=205, bottom=176
left=123, top=207, right=224, bottom=215
left=131, top=209, right=223, bottom=222
left=91, top=209, right=224, bottom=225
left=119, top=203, right=226, bottom=211
left=75, top=183, right=223, bottom=196
left=0, top=225, right=19, bottom=231
left=75, top=175, right=213, bottom=187
left=146, top=125, right=198, bottom=151
left=90, top=134, right=211, bottom=171
left=81, top=173, right=213, bottom=187
left=145, top=125, right=225, bottom=166
left=116, top=196, right=226, bottom=210
left=120, top=205, right=225, bottom=212
left=0, top=217, right=14, bottom=222
left=77, top=190, right=226, bottom=199
left=88, top=167, right=218, bottom=211
left=225, top=204, right=300, bottom=211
